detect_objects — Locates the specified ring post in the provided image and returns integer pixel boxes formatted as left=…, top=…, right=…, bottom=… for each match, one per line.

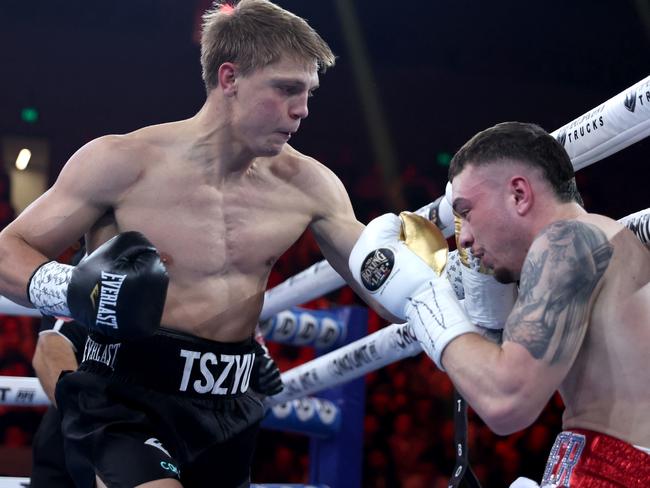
left=308, top=306, right=367, bottom=488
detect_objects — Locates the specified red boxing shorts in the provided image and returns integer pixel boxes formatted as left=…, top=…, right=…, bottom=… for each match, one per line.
left=541, top=429, right=650, bottom=487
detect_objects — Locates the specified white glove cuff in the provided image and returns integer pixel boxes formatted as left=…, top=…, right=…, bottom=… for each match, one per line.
left=461, top=266, right=517, bottom=329
left=406, top=279, right=477, bottom=370
left=28, top=261, right=73, bottom=317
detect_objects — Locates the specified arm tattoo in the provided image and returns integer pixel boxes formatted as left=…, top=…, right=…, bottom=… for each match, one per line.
left=504, top=221, right=613, bottom=364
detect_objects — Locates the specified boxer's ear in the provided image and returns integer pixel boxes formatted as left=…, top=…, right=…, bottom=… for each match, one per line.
left=509, top=176, right=533, bottom=216
left=218, top=62, right=238, bottom=96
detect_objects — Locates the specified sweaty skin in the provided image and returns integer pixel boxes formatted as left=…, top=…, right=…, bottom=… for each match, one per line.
left=447, top=163, right=650, bottom=448
left=0, top=56, right=370, bottom=343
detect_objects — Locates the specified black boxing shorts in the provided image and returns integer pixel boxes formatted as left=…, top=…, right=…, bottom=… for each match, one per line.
left=55, top=327, right=265, bottom=488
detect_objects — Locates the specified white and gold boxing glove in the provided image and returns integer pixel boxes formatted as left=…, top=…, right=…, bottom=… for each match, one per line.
left=454, top=216, right=517, bottom=330
left=349, top=212, right=482, bottom=369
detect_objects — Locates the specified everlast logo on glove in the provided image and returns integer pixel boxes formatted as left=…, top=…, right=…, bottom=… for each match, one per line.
left=360, top=248, right=394, bottom=291
left=91, top=272, right=127, bottom=330
left=68, top=232, right=169, bottom=340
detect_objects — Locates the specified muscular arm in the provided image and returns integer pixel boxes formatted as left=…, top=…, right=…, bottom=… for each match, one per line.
left=442, top=220, right=613, bottom=434
left=308, top=176, right=363, bottom=282
left=0, top=136, right=140, bottom=305
left=307, top=163, right=401, bottom=322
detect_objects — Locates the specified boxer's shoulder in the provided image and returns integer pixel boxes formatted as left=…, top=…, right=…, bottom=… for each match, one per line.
left=81, top=121, right=187, bottom=170
left=576, top=213, right=629, bottom=241
left=517, top=219, right=613, bottom=322
left=265, top=144, right=346, bottom=201
left=529, top=218, right=612, bottom=261
left=267, top=144, right=325, bottom=179
left=583, top=214, right=650, bottom=266
left=56, top=135, right=148, bottom=204
left=77, top=132, right=150, bottom=161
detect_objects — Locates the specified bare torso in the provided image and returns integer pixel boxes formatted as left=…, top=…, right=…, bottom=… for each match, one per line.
left=0, top=57, right=374, bottom=346
left=85, top=121, right=355, bottom=342
left=560, top=214, right=650, bottom=447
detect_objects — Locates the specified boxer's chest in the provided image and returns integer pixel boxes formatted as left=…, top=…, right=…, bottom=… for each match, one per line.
left=114, top=167, right=312, bottom=277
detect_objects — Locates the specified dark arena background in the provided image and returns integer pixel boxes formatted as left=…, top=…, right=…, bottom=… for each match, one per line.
left=0, top=1, right=648, bottom=486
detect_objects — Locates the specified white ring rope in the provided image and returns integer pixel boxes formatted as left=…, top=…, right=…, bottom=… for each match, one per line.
left=266, top=322, right=420, bottom=407
left=551, top=76, right=650, bottom=172
left=0, top=297, right=40, bottom=317
left=0, top=479, right=30, bottom=488
left=618, top=208, right=650, bottom=246
left=0, top=376, right=48, bottom=406
left=260, top=261, right=346, bottom=320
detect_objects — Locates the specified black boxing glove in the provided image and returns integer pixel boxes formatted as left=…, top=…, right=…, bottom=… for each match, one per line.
left=28, top=232, right=168, bottom=340
left=250, top=341, right=283, bottom=396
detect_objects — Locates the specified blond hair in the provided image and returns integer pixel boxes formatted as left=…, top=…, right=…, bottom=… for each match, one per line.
left=200, top=0, right=336, bottom=92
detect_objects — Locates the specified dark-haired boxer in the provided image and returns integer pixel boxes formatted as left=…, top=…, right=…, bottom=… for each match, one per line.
left=0, top=2, right=391, bottom=486
left=349, top=122, right=650, bottom=487
left=448, top=122, right=650, bottom=487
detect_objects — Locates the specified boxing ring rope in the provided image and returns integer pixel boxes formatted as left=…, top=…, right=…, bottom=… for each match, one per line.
left=261, top=262, right=346, bottom=320
left=0, top=76, right=649, bottom=487
left=619, top=207, right=650, bottom=245
left=266, top=322, right=418, bottom=406
left=0, top=298, right=39, bottom=318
